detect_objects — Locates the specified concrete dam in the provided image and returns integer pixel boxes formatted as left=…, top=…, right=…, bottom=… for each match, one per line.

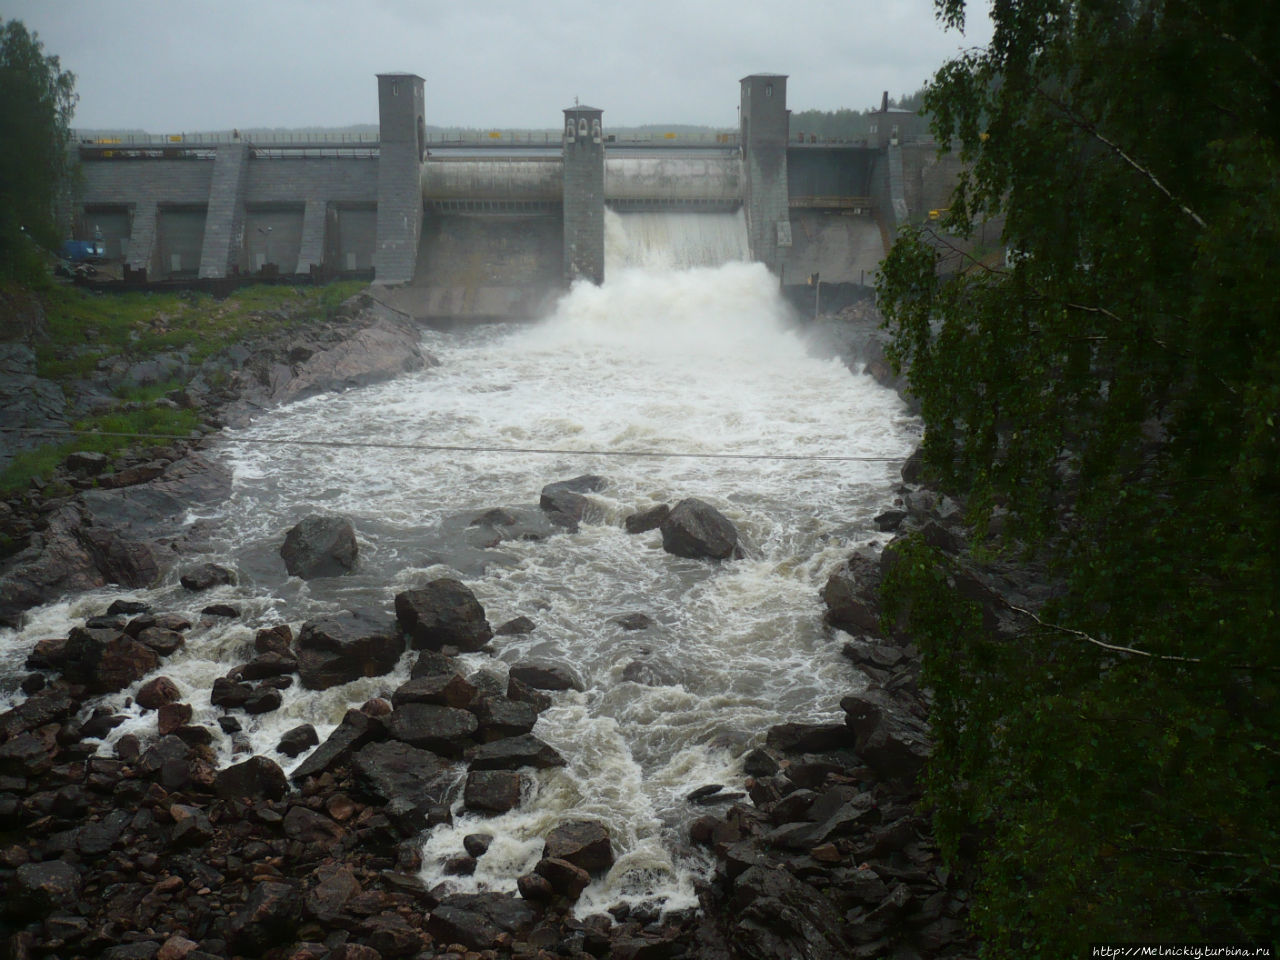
left=73, top=74, right=954, bottom=319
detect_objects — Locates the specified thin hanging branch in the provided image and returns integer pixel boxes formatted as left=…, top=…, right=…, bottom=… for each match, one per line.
left=1036, top=88, right=1208, bottom=230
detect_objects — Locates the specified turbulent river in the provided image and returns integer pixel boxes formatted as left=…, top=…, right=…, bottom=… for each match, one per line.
left=1, top=211, right=918, bottom=915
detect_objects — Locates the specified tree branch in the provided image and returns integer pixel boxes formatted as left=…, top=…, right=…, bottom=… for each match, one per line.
left=1036, top=88, right=1207, bottom=230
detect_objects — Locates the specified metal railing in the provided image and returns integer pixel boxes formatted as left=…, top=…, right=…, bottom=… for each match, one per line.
left=788, top=195, right=874, bottom=210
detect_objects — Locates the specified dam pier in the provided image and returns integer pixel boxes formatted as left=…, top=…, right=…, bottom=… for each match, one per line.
left=72, top=74, right=958, bottom=319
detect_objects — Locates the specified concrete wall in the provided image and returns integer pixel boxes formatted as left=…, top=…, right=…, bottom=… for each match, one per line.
left=785, top=210, right=884, bottom=285
left=242, top=207, right=305, bottom=274
left=247, top=157, right=378, bottom=205
left=787, top=148, right=876, bottom=200
left=155, top=208, right=207, bottom=278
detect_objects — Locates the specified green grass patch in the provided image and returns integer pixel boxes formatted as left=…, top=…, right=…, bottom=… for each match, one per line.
left=3, top=279, right=366, bottom=494
left=33, top=280, right=367, bottom=379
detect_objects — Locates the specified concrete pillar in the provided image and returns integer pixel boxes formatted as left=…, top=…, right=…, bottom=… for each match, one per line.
left=739, top=74, right=791, bottom=278
left=198, top=143, right=250, bottom=278
left=296, top=198, right=329, bottom=276
left=562, top=105, right=605, bottom=285
left=126, top=198, right=158, bottom=277
left=373, top=73, right=426, bottom=285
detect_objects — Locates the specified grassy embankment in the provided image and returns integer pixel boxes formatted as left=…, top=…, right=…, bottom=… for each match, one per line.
left=1, top=281, right=366, bottom=494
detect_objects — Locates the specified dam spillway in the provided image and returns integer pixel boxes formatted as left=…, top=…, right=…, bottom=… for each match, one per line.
left=70, top=70, right=962, bottom=313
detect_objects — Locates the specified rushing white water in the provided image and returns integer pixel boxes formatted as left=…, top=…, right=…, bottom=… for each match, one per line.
left=605, top=209, right=749, bottom=271
left=0, top=216, right=917, bottom=915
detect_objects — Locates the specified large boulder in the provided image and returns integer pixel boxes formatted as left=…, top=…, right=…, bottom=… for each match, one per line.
left=59, top=626, right=159, bottom=695
left=507, top=660, right=584, bottom=692
left=280, top=515, right=358, bottom=579
left=296, top=610, right=402, bottom=691
left=384, top=703, right=478, bottom=757
left=659, top=498, right=739, bottom=560
left=539, top=475, right=607, bottom=530
left=394, top=578, right=492, bottom=652
left=349, top=740, right=455, bottom=814
left=290, top=708, right=381, bottom=781
left=179, top=562, right=236, bottom=591
left=841, top=686, right=932, bottom=780
left=822, top=552, right=882, bottom=636
left=543, top=820, right=614, bottom=873
left=464, top=769, right=526, bottom=813
left=469, top=734, right=566, bottom=771
left=215, top=755, right=289, bottom=802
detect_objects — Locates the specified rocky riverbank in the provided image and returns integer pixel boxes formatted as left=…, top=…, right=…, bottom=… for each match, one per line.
left=0, top=290, right=988, bottom=958
left=0, top=290, right=432, bottom=628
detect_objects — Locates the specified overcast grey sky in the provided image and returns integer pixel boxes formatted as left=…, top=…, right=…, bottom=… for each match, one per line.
left=7, top=0, right=992, bottom=132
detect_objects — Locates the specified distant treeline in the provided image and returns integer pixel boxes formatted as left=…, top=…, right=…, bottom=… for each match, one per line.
left=74, top=90, right=928, bottom=141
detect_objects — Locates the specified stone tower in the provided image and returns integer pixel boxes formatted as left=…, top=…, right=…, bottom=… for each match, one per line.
left=374, top=73, right=426, bottom=285
left=562, top=105, right=605, bottom=285
left=739, top=74, right=791, bottom=278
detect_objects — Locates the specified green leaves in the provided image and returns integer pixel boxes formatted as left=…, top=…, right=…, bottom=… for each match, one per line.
left=877, top=0, right=1280, bottom=954
left=0, top=19, right=77, bottom=282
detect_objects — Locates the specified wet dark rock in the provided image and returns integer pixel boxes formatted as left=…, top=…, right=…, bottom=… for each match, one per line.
left=494, top=615, right=536, bottom=636
left=394, top=578, right=492, bottom=652
left=535, top=856, right=591, bottom=899
left=280, top=514, right=358, bottom=579
left=539, top=474, right=607, bottom=529
left=464, top=833, right=493, bottom=858
left=390, top=671, right=475, bottom=709
left=468, top=734, right=566, bottom=771
left=517, top=870, right=555, bottom=902
left=874, top=509, right=908, bottom=532
left=135, top=675, right=181, bottom=710
left=727, top=864, right=852, bottom=960
left=471, top=695, right=538, bottom=741
left=136, top=626, right=185, bottom=656
left=227, top=880, right=301, bottom=954
left=384, top=703, right=477, bottom=757
left=660, top=498, right=739, bottom=561
left=613, top=612, right=654, bottom=631
left=426, top=904, right=502, bottom=952
left=822, top=552, right=882, bottom=636
left=305, top=863, right=361, bottom=924
left=201, top=603, right=240, bottom=618
left=210, top=677, right=253, bottom=709
left=506, top=674, right=553, bottom=712
left=624, top=503, right=670, bottom=534
left=765, top=722, right=855, bottom=754
left=106, top=599, right=148, bottom=619
left=508, top=660, right=584, bottom=692
left=155, top=702, right=192, bottom=735
left=742, top=748, right=781, bottom=778
left=463, top=769, right=525, bottom=813
left=350, top=740, right=454, bottom=813
left=214, top=755, right=288, bottom=801
left=283, top=805, right=344, bottom=844
left=296, top=610, right=402, bottom=691
left=544, top=819, right=613, bottom=873
left=60, top=627, right=159, bottom=694
left=276, top=723, right=319, bottom=758
left=239, top=650, right=299, bottom=680
left=290, top=709, right=381, bottom=781
left=244, top=686, right=283, bottom=714
left=14, top=859, right=82, bottom=912
left=179, top=562, right=236, bottom=591
left=841, top=687, right=932, bottom=780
